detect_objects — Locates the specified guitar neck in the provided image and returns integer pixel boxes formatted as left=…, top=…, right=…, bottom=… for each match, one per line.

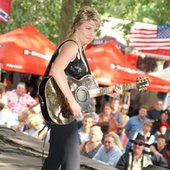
left=89, top=82, right=136, bottom=98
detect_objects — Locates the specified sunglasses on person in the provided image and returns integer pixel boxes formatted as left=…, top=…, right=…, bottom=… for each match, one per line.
left=134, top=142, right=144, bottom=146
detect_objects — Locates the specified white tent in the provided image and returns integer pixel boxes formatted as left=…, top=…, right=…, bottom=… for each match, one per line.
left=149, top=67, right=170, bottom=81
left=150, top=67, right=170, bottom=109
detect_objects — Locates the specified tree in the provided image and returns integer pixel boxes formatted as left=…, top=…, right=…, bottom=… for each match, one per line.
left=0, top=0, right=62, bottom=43
left=57, top=0, right=75, bottom=44
left=1, top=0, right=170, bottom=44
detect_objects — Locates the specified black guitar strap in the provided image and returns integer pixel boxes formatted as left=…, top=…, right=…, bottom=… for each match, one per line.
left=43, top=39, right=81, bottom=77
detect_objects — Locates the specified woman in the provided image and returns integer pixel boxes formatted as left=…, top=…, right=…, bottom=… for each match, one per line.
left=80, top=125, right=103, bottom=158
left=41, top=6, right=101, bottom=170
left=94, top=102, right=113, bottom=135
left=42, top=6, right=121, bottom=170
left=121, top=104, right=129, bottom=127
left=98, top=102, right=113, bottom=122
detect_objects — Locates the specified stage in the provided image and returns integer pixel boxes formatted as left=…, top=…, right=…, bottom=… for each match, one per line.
left=0, top=126, right=115, bottom=170
left=0, top=126, right=168, bottom=170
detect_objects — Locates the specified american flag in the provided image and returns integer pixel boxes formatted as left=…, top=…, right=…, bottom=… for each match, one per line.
left=0, top=0, right=12, bottom=22
left=128, top=23, right=170, bottom=56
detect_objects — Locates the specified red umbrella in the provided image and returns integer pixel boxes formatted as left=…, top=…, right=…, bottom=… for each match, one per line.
left=0, top=25, right=56, bottom=75
left=86, top=41, right=170, bottom=93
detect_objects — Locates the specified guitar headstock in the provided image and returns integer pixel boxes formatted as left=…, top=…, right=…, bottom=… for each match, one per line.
left=136, top=77, right=150, bottom=91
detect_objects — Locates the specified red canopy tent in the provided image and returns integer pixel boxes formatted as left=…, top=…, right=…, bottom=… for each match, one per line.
left=0, top=25, right=56, bottom=75
left=86, top=41, right=170, bottom=93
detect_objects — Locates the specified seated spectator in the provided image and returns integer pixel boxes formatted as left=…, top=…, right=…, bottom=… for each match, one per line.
left=24, top=114, right=46, bottom=140
left=88, top=111, right=99, bottom=124
left=89, top=98, right=97, bottom=112
left=124, top=105, right=149, bottom=151
left=78, top=114, right=94, bottom=144
left=0, top=102, right=18, bottom=127
left=117, top=104, right=129, bottom=149
left=151, top=109, right=170, bottom=135
left=109, top=131, right=124, bottom=151
left=167, top=106, right=170, bottom=124
left=0, top=83, right=8, bottom=105
left=5, top=82, right=37, bottom=115
left=80, top=126, right=103, bottom=159
left=116, top=133, right=168, bottom=170
left=117, top=126, right=128, bottom=150
left=148, top=100, right=163, bottom=122
left=93, top=133, right=123, bottom=167
left=96, top=102, right=113, bottom=135
left=98, top=102, right=113, bottom=122
left=155, top=121, right=170, bottom=150
left=14, top=110, right=30, bottom=132
left=132, top=121, right=155, bottom=153
left=121, top=104, right=130, bottom=127
left=150, top=134, right=170, bottom=168
left=110, top=98, right=123, bottom=132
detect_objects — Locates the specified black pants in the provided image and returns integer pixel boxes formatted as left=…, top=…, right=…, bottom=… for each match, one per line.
left=42, top=120, right=80, bottom=170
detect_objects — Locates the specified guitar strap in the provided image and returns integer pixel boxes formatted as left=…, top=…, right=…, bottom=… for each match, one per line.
left=43, top=39, right=83, bottom=77
left=81, top=47, right=91, bottom=74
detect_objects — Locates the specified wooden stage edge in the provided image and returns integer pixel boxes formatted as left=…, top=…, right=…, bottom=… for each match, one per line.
left=0, top=126, right=167, bottom=170
left=0, top=126, right=115, bottom=170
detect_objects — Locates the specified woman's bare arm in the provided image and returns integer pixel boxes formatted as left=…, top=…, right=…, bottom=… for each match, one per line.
left=51, top=41, right=82, bottom=118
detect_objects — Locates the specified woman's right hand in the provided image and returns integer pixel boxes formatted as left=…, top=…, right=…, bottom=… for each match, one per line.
left=68, top=100, right=82, bottom=119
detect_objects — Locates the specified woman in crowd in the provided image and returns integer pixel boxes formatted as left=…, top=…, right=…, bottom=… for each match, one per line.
left=80, top=125, right=103, bottom=158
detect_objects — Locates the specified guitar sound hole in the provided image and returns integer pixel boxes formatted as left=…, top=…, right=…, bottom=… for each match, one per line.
left=76, top=89, right=88, bottom=102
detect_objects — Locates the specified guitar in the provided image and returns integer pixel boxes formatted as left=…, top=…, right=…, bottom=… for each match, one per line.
left=38, top=74, right=150, bottom=125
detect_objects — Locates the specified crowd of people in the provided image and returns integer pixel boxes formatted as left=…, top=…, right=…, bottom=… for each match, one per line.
left=0, top=80, right=169, bottom=169
left=77, top=98, right=170, bottom=169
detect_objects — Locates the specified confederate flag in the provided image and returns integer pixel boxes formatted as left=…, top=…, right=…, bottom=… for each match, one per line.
left=0, top=0, right=12, bottom=22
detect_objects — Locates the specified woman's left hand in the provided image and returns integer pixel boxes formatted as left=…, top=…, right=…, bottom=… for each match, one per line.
left=108, top=84, right=123, bottom=98
left=114, top=84, right=123, bottom=96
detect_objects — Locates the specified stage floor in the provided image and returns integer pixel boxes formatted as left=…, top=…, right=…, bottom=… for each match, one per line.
left=0, top=126, right=114, bottom=170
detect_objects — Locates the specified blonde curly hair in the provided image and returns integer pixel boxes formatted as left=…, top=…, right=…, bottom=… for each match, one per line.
left=69, top=6, right=101, bottom=36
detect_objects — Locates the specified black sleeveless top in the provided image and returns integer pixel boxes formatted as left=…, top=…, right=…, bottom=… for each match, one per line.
left=43, top=39, right=91, bottom=79
left=81, top=142, right=102, bottom=159
left=64, top=42, right=91, bottom=79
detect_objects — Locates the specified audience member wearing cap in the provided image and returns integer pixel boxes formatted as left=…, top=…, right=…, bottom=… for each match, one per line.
left=116, top=134, right=169, bottom=170
left=131, top=121, right=155, bottom=154
left=151, top=109, right=170, bottom=135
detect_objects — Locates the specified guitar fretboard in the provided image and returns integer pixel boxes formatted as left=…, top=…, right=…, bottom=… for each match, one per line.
left=89, top=82, right=136, bottom=98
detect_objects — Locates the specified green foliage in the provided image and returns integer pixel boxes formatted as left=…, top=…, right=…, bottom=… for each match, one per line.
left=0, top=0, right=170, bottom=43
left=0, top=0, right=62, bottom=43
